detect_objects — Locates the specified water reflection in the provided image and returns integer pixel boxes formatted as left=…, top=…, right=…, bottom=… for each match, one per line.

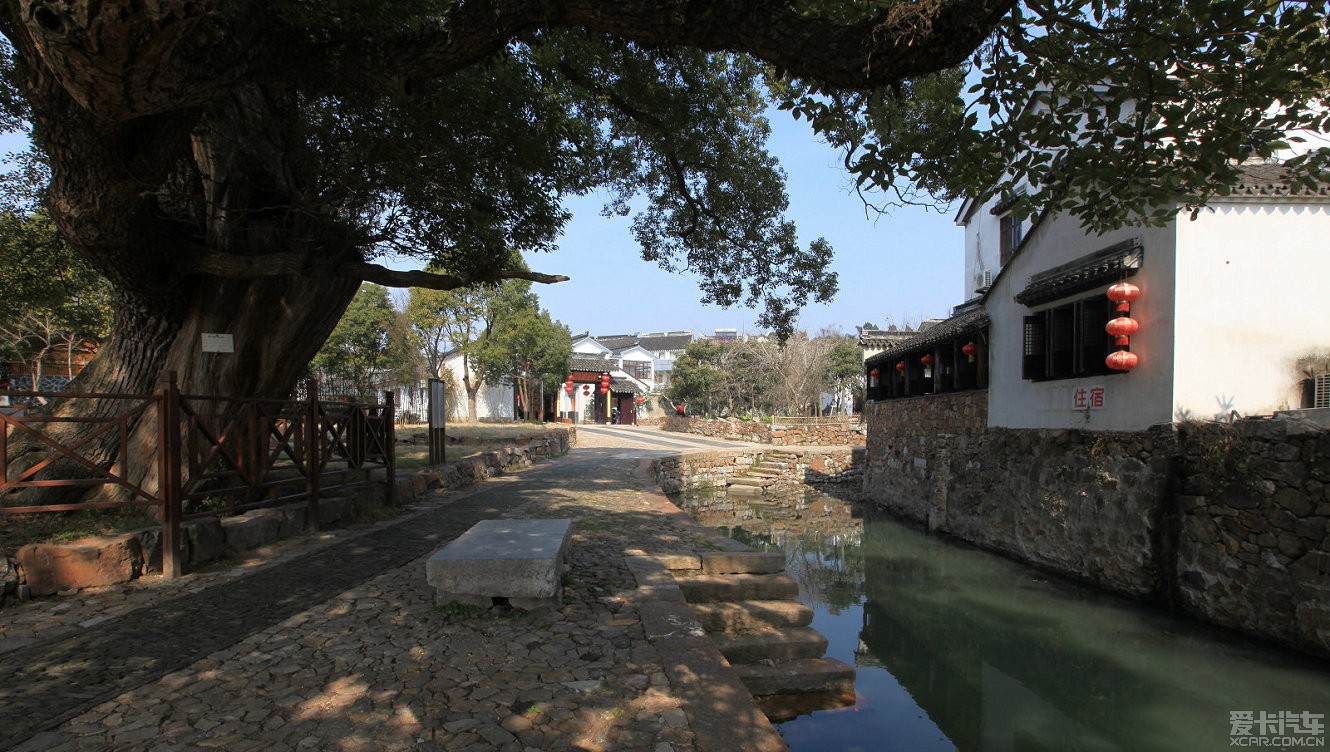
left=673, top=487, right=1330, bottom=752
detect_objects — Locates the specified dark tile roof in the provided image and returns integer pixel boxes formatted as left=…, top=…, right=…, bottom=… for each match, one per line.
left=858, top=328, right=916, bottom=349
left=594, top=335, right=639, bottom=350
left=570, top=356, right=612, bottom=373
left=866, top=308, right=990, bottom=365
left=636, top=333, right=694, bottom=352
left=590, top=332, right=695, bottom=353
left=609, top=377, right=645, bottom=395
left=1226, top=163, right=1330, bottom=200
left=1014, top=239, right=1143, bottom=307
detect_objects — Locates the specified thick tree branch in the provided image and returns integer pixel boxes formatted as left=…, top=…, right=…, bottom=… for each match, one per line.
left=184, top=251, right=569, bottom=290
left=383, top=0, right=1019, bottom=92
left=344, top=262, right=570, bottom=290
left=8, top=0, right=1017, bottom=123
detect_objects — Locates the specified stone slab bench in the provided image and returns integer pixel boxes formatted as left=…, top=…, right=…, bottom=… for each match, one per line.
left=425, top=519, right=573, bottom=610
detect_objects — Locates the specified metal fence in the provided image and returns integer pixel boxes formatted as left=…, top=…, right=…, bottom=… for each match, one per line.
left=1, top=373, right=395, bottom=577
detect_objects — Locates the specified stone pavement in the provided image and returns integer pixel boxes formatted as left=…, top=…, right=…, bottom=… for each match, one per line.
left=0, top=431, right=777, bottom=752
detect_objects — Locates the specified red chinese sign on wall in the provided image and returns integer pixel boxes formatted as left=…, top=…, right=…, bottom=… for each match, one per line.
left=1072, top=386, right=1106, bottom=410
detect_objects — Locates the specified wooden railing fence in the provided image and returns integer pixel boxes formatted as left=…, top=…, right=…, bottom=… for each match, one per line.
left=1, top=372, right=396, bottom=578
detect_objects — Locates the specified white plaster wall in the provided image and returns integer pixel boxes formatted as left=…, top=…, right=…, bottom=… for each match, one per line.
left=441, top=356, right=513, bottom=420
left=986, top=214, right=1178, bottom=431
left=1172, top=202, right=1330, bottom=420
left=557, top=387, right=610, bottom=422
left=573, top=339, right=612, bottom=357
left=963, top=201, right=1004, bottom=294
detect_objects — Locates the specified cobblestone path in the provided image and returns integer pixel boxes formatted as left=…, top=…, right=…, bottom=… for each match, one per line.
left=0, top=440, right=746, bottom=752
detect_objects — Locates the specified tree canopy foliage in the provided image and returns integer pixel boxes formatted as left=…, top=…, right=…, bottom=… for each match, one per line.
left=0, top=208, right=111, bottom=383
left=311, top=284, right=421, bottom=400
left=666, top=333, right=859, bottom=417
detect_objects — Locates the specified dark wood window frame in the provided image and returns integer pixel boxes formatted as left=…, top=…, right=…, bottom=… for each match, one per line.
left=1022, top=295, right=1115, bottom=381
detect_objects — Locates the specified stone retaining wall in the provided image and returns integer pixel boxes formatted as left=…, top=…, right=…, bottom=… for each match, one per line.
left=652, top=447, right=862, bottom=495
left=0, top=428, right=574, bottom=604
left=662, top=416, right=866, bottom=446
left=864, top=394, right=1330, bottom=656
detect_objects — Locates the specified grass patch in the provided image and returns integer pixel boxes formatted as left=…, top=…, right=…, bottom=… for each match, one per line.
left=0, top=508, right=160, bottom=552
left=393, top=422, right=565, bottom=470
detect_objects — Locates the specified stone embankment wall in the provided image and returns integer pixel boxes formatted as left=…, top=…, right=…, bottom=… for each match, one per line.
left=652, top=447, right=862, bottom=494
left=0, top=429, right=574, bottom=605
left=864, top=394, right=1330, bottom=656
left=662, top=417, right=866, bottom=446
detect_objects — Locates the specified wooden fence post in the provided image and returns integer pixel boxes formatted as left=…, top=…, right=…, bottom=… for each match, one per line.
left=305, top=377, right=321, bottom=531
left=157, top=371, right=183, bottom=579
left=383, top=388, right=397, bottom=507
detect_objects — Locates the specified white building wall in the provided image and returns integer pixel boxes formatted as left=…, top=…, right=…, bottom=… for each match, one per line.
left=986, top=214, right=1178, bottom=431
left=1172, top=202, right=1330, bottom=420
left=441, top=356, right=513, bottom=420
left=963, top=203, right=1006, bottom=295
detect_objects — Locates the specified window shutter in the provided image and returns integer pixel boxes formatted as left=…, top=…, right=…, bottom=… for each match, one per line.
left=1023, top=315, right=1046, bottom=380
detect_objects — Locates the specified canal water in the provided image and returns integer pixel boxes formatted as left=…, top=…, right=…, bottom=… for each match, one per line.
left=673, top=486, right=1330, bottom=752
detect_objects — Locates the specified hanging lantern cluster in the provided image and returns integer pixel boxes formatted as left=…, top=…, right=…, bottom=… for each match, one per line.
left=1105, top=281, right=1141, bottom=371
left=598, top=373, right=610, bottom=394
left=564, top=376, right=574, bottom=394
left=582, top=384, right=591, bottom=396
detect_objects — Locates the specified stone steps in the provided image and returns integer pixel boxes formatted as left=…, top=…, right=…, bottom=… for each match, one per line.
left=731, top=658, right=856, bottom=697
left=713, top=627, right=828, bottom=663
left=670, top=555, right=855, bottom=705
left=690, top=600, right=814, bottom=632
left=676, top=573, right=800, bottom=602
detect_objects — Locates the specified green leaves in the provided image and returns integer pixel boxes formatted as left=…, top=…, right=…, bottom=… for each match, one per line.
left=312, top=284, right=421, bottom=399
left=0, top=209, right=111, bottom=376
left=775, top=0, right=1330, bottom=231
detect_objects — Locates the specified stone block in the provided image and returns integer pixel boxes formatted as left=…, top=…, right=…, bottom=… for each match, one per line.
left=1, top=550, right=18, bottom=594
left=184, top=517, right=225, bottom=569
left=16, top=536, right=141, bottom=595
left=317, top=495, right=353, bottom=527
left=132, top=527, right=163, bottom=573
left=700, top=552, right=786, bottom=575
left=426, top=519, right=573, bottom=609
left=222, top=513, right=280, bottom=557
left=272, top=503, right=307, bottom=538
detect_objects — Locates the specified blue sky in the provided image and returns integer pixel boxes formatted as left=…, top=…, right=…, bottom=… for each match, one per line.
left=523, top=110, right=964, bottom=338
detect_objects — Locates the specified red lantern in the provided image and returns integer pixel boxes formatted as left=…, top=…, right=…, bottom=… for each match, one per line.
left=1105, top=316, right=1139, bottom=346
left=1107, top=281, right=1141, bottom=312
left=635, top=396, right=645, bottom=404
left=962, top=341, right=977, bottom=363
left=599, top=386, right=609, bottom=394
left=582, top=385, right=591, bottom=395
left=1106, top=350, right=1139, bottom=371
left=895, top=362, right=905, bottom=373
left=564, top=384, right=574, bottom=393
left=870, top=368, right=880, bottom=379
left=920, top=354, right=934, bottom=368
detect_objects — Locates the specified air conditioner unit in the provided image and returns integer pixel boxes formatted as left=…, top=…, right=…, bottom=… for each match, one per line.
left=978, top=268, right=993, bottom=290
left=1316, top=373, right=1330, bottom=410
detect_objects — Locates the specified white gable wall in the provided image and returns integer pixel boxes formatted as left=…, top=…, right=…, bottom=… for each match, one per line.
left=987, top=213, right=1178, bottom=431
left=441, top=354, right=513, bottom=420
left=1172, top=202, right=1330, bottom=420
